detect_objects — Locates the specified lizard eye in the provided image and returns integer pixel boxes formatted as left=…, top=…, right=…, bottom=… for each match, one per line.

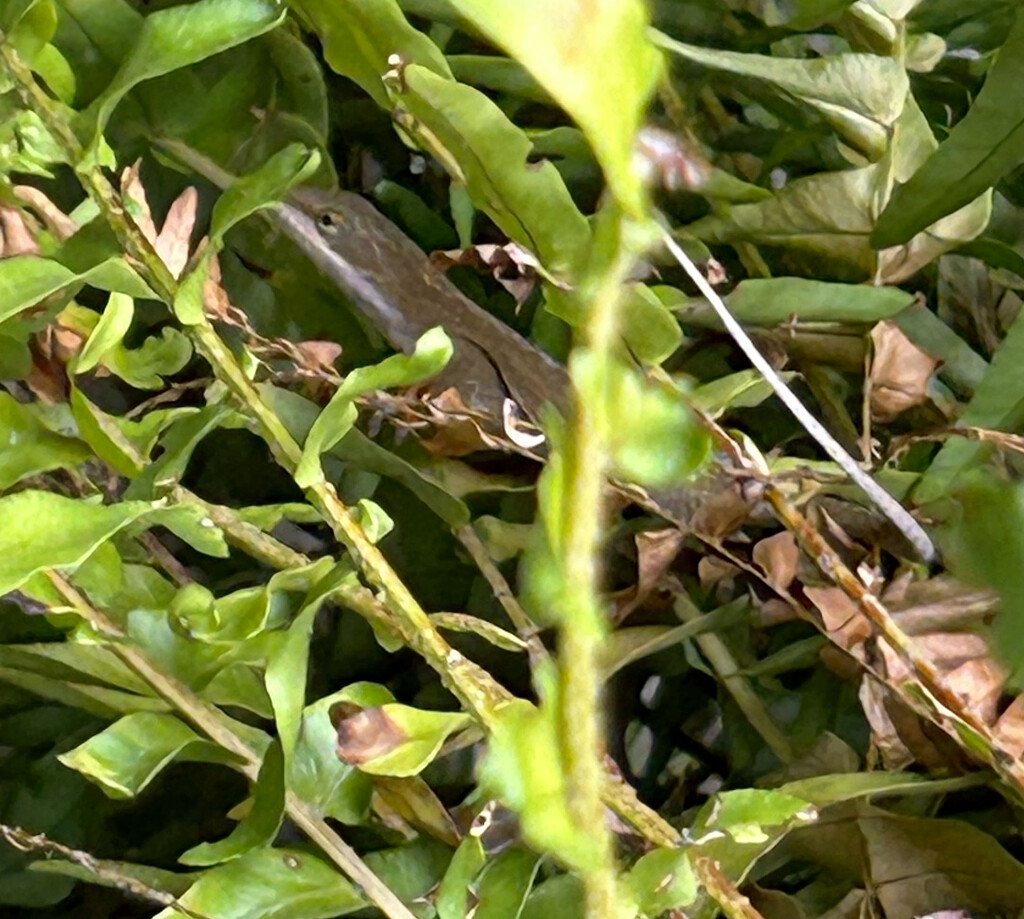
left=318, top=212, right=336, bottom=231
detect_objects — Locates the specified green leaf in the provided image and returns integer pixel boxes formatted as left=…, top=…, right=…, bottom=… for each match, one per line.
left=362, top=836, right=453, bottom=905
left=667, top=277, right=915, bottom=326
left=627, top=847, right=698, bottom=916
left=58, top=712, right=235, bottom=798
left=0, top=255, right=147, bottom=324
left=436, top=836, right=487, bottom=919
left=295, top=326, right=453, bottom=487
left=154, top=847, right=365, bottom=919
left=290, top=0, right=451, bottom=109
left=572, top=354, right=710, bottom=487
left=479, top=699, right=595, bottom=875
left=102, top=326, right=193, bottom=390
left=913, top=308, right=1024, bottom=503
left=73, top=292, right=134, bottom=374
left=85, top=0, right=286, bottom=141
left=706, top=788, right=816, bottom=843
left=943, top=474, right=1024, bottom=686
left=180, top=741, right=285, bottom=866
left=0, top=393, right=91, bottom=489
left=445, top=0, right=661, bottom=212
left=0, top=491, right=155, bottom=595
left=520, top=875, right=583, bottom=919
left=145, top=504, right=230, bottom=558
left=688, top=96, right=991, bottom=283
left=653, top=33, right=906, bottom=159
left=287, top=689, right=376, bottom=824
left=210, top=143, right=321, bottom=244
left=872, top=7, right=1024, bottom=247
left=473, top=849, right=542, bottom=919
left=385, top=63, right=591, bottom=279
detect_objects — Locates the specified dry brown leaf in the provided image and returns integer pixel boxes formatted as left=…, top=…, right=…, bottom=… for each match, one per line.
left=752, top=531, right=799, bottom=591
left=869, top=321, right=940, bottom=421
left=331, top=704, right=406, bottom=766
left=154, top=187, right=198, bottom=279
left=698, top=554, right=739, bottom=590
left=943, top=657, right=1004, bottom=725
left=202, top=251, right=233, bottom=321
left=859, top=677, right=918, bottom=770
left=755, top=597, right=799, bottom=627
left=615, top=528, right=684, bottom=623
left=13, top=185, right=77, bottom=240
left=805, top=585, right=872, bottom=649
left=690, top=484, right=756, bottom=538
left=431, top=241, right=539, bottom=305
left=292, top=340, right=343, bottom=374
left=993, top=694, right=1024, bottom=758
left=120, top=160, right=158, bottom=243
left=0, top=206, right=40, bottom=256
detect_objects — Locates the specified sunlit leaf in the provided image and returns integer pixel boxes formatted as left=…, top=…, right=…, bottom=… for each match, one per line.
left=154, top=847, right=365, bottom=919
left=445, top=0, right=662, bottom=212
left=0, top=393, right=90, bottom=489
left=59, top=712, right=236, bottom=798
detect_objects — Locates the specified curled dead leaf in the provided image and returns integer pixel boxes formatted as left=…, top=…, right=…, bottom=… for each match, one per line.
left=0, top=206, right=40, bottom=257
left=13, top=186, right=77, bottom=240
left=752, top=531, right=799, bottom=591
left=993, top=695, right=1024, bottom=759
left=120, top=160, right=158, bottom=243
left=805, top=586, right=872, bottom=649
left=154, top=187, right=198, bottom=279
left=869, top=321, right=939, bottom=421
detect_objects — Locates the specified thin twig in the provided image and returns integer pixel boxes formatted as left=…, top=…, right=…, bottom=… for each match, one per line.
left=660, top=228, right=938, bottom=564
left=0, top=824, right=209, bottom=919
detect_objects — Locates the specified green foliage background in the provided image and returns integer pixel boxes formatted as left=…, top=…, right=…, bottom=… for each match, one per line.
left=3, top=1, right=1024, bottom=918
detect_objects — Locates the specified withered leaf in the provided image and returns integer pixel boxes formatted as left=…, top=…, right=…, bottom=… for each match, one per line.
left=331, top=703, right=408, bottom=767
left=869, top=321, right=940, bottom=421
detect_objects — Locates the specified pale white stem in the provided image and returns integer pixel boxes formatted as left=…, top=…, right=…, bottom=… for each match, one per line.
left=661, top=230, right=937, bottom=564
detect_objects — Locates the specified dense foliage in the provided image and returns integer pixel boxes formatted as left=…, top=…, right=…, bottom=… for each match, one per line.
left=3, top=1, right=1024, bottom=918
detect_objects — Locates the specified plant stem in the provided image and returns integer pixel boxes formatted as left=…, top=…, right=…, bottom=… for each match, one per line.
left=556, top=213, right=646, bottom=919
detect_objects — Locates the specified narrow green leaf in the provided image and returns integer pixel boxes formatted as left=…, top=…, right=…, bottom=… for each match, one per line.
left=436, top=836, right=487, bottom=919
left=155, top=847, right=365, bottom=919
left=295, top=326, right=453, bottom=487
left=266, top=562, right=358, bottom=766
left=670, top=277, right=915, bottom=326
left=59, top=712, right=234, bottom=798
left=180, top=742, right=285, bottom=866
left=86, top=0, right=286, bottom=139
left=872, top=8, right=1024, bottom=247
left=386, top=64, right=591, bottom=279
